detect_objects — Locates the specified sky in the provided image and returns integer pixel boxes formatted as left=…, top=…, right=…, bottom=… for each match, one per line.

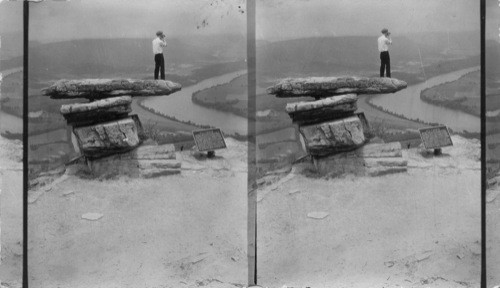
left=1, top=0, right=247, bottom=43
left=0, top=1, right=23, bottom=35
left=257, top=0, right=481, bottom=40
left=0, top=0, right=496, bottom=42
left=486, top=0, right=500, bottom=40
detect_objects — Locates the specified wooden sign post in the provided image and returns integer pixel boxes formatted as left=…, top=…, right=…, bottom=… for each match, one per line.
left=192, top=128, right=227, bottom=158
left=418, top=126, right=453, bottom=155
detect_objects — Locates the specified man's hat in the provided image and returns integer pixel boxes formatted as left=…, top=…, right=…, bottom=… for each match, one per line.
left=156, top=31, right=164, bottom=36
left=381, top=28, right=389, bottom=34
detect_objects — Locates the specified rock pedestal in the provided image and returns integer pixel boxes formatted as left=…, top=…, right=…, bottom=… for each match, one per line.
left=43, top=79, right=182, bottom=176
left=267, top=76, right=407, bottom=98
left=60, top=96, right=133, bottom=126
left=73, top=116, right=143, bottom=159
left=267, top=76, right=408, bottom=176
left=43, top=79, right=182, bottom=100
left=285, top=94, right=358, bottom=125
left=299, top=115, right=367, bottom=156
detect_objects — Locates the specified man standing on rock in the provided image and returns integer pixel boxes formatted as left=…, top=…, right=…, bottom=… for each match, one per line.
left=378, top=28, right=392, bottom=78
left=153, top=31, right=167, bottom=80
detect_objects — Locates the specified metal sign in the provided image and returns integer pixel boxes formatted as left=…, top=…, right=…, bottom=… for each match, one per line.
left=419, top=126, right=453, bottom=150
left=192, top=128, right=227, bottom=152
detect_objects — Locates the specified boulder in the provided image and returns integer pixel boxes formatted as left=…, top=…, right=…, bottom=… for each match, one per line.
left=267, top=77, right=407, bottom=98
left=299, top=115, right=367, bottom=156
left=60, top=96, right=132, bottom=125
left=73, top=116, right=144, bottom=159
left=312, top=142, right=407, bottom=177
left=43, top=79, right=182, bottom=99
left=285, top=94, right=358, bottom=124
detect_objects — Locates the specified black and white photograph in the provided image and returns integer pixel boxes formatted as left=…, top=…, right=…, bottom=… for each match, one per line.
left=486, top=0, right=500, bottom=286
left=0, top=0, right=497, bottom=287
left=255, top=0, right=481, bottom=287
left=0, top=1, right=23, bottom=288
left=21, top=0, right=248, bottom=287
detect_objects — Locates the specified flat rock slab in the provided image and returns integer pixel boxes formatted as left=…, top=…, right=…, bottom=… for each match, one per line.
left=85, top=144, right=181, bottom=178
left=299, top=115, right=367, bottom=157
left=81, top=213, right=104, bottom=221
left=60, top=96, right=132, bottom=125
left=88, top=143, right=176, bottom=162
left=73, top=116, right=143, bottom=159
left=43, top=79, right=182, bottom=99
left=131, top=144, right=176, bottom=160
left=307, top=211, right=329, bottom=219
left=267, top=77, right=407, bottom=98
left=89, top=159, right=182, bottom=179
left=354, top=142, right=402, bottom=158
left=285, top=94, right=358, bottom=124
left=312, top=142, right=407, bottom=177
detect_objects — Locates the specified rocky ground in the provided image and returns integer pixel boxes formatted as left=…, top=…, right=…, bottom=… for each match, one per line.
left=0, top=133, right=488, bottom=288
left=26, top=138, right=248, bottom=288
left=257, top=135, right=481, bottom=288
left=0, top=136, right=23, bottom=288
left=487, top=176, right=500, bottom=287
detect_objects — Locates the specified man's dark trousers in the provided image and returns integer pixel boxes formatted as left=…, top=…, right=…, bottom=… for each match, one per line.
left=154, top=53, right=165, bottom=80
left=380, top=51, right=391, bottom=78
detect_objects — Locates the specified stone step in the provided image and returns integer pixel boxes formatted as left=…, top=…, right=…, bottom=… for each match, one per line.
left=43, top=79, right=182, bottom=100
left=142, top=168, right=181, bottom=178
left=267, top=76, right=407, bottom=98
left=299, top=115, right=367, bottom=157
left=285, top=94, right=358, bottom=124
left=367, top=166, right=408, bottom=177
left=132, top=144, right=176, bottom=160
left=312, top=142, right=407, bottom=177
left=83, top=144, right=181, bottom=179
left=354, top=142, right=402, bottom=158
left=60, top=96, right=132, bottom=125
left=73, top=116, right=144, bottom=159
left=89, top=159, right=182, bottom=179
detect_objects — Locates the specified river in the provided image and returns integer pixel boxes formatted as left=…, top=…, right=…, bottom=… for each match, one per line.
left=142, top=70, right=248, bottom=135
left=1, top=66, right=481, bottom=139
left=370, top=67, right=480, bottom=133
left=144, top=67, right=481, bottom=137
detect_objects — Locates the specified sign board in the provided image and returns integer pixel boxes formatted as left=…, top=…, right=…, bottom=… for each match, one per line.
left=419, top=126, right=453, bottom=150
left=192, top=128, right=227, bottom=152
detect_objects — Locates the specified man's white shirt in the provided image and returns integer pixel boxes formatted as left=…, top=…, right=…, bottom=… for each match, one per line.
left=152, top=37, right=167, bottom=54
left=378, top=35, right=392, bottom=52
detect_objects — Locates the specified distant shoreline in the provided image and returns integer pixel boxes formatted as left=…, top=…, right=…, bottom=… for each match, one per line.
left=191, top=74, right=251, bottom=120
left=366, top=93, right=480, bottom=139
left=419, top=70, right=481, bottom=118
left=135, top=97, right=249, bottom=141
left=136, top=97, right=213, bottom=130
left=187, top=58, right=481, bottom=134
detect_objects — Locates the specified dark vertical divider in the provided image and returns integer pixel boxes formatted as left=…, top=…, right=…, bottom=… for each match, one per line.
left=247, top=0, right=257, bottom=286
left=23, top=1, right=29, bottom=287
left=481, top=0, right=486, bottom=287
